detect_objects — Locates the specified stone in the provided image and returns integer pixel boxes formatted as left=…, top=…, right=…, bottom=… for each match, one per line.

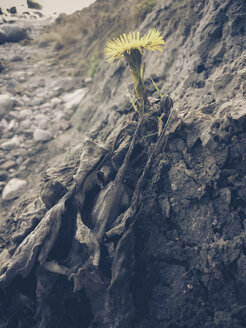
left=1, top=25, right=28, bottom=43
left=19, top=158, right=32, bottom=169
left=29, top=97, right=44, bottom=106
left=0, top=160, right=16, bottom=171
left=58, top=121, right=71, bottom=131
left=17, top=109, right=33, bottom=120
left=0, top=136, right=22, bottom=150
left=2, top=178, right=27, bottom=201
left=9, top=55, right=23, bottom=62
left=33, top=128, right=53, bottom=142
left=0, top=94, right=13, bottom=120
left=0, top=170, right=8, bottom=181
left=19, top=119, right=31, bottom=130
left=9, top=7, right=17, bottom=14
left=0, top=119, right=9, bottom=135
left=50, top=97, right=62, bottom=107
left=84, top=77, right=93, bottom=84
left=38, top=118, right=50, bottom=130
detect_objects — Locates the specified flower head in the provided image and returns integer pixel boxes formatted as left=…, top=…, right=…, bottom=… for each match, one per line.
left=104, top=29, right=165, bottom=63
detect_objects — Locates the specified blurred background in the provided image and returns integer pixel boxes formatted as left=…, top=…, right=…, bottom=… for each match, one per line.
left=0, top=0, right=96, bottom=14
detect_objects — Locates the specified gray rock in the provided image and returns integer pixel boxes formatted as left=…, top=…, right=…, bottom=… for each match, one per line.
left=2, top=178, right=27, bottom=200
left=0, top=94, right=13, bottom=120
left=27, top=0, right=42, bottom=10
left=0, top=119, right=9, bottom=136
left=38, top=118, right=50, bottom=130
left=33, top=128, right=53, bottom=142
left=0, top=29, right=6, bottom=45
left=19, top=119, right=31, bottom=130
left=0, top=171, right=8, bottom=181
left=1, top=25, right=27, bottom=43
left=9, top=55, right=23, bottom=62
left=17, top=109, right=33, bottom=120
left=29, top=97, right=44, bottom=106
left=8, top=7, right=17, bottom=14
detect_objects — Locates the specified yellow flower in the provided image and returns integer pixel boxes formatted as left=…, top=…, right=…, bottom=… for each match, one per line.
left=104, top=29, right=165, bottom=63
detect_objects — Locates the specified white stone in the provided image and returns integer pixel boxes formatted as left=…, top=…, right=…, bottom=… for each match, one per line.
left=2, top=178, right=27, bottom=200
left=62, top=88, right=88, bottom=110
left=35, top=113, right=47, bottom=121
left=0, top=136, right=22, bottom=150
left=38, top=118, right=50, bottom=130
left=0, top=119, right=9, bottom=134
left=33, top=128, right=53, bottom=142
left=18, top=109, right=33, bottom=120
left=0, top=94, right=13, bottom=119
left=20, top=119, right=31, bottom=129
left=51, top=97, right=62, bottom=107
left=84, top=77, right=93, bottom=84
left=8, top=119, right=18, bottom=131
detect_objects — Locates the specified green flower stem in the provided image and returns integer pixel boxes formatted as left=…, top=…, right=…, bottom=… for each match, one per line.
left=124, top=49, right=149, bottom=112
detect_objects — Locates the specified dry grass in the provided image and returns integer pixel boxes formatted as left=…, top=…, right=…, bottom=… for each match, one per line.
left=36, top=0, right=160, bottom=76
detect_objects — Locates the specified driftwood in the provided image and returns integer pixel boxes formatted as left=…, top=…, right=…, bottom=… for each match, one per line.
left=0, top=97, right=174, bottom=328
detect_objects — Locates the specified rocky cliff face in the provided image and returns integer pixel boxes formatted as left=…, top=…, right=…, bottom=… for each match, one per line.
left=0, top=0, right=246, bottom=327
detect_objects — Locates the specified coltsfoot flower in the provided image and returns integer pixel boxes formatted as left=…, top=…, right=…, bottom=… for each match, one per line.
left=105, top=29, right=165, bottom=113
left=104, top=29, right=165, bottom=63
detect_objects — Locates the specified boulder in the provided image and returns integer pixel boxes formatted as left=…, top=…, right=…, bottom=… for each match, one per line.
left=0, top=94, right=13, bottom=120
left=2, top=178, right=27, bottom=201
left=1, top=25, right=28, bottom=43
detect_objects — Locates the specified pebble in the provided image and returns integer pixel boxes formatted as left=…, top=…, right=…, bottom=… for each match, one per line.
left=84, top=77, right=93, bottom=84
left=33, top=128, right=53, bottom=142
left=0, top=160, right=16, bottom=170
left=58, top=121, right=71, bottom=131
left=2, top=178, right=27, bottom=200
left=0, top=136, right=22, bottom=150
left=50, top=97, right=62, bottom=107
left=19, top=119, right=31, bottom=129
left=0, top=119, right=9, bottom=135
left=0, top=171, right=8, bottom=181
left=38, top=118, right=50, bottom=130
